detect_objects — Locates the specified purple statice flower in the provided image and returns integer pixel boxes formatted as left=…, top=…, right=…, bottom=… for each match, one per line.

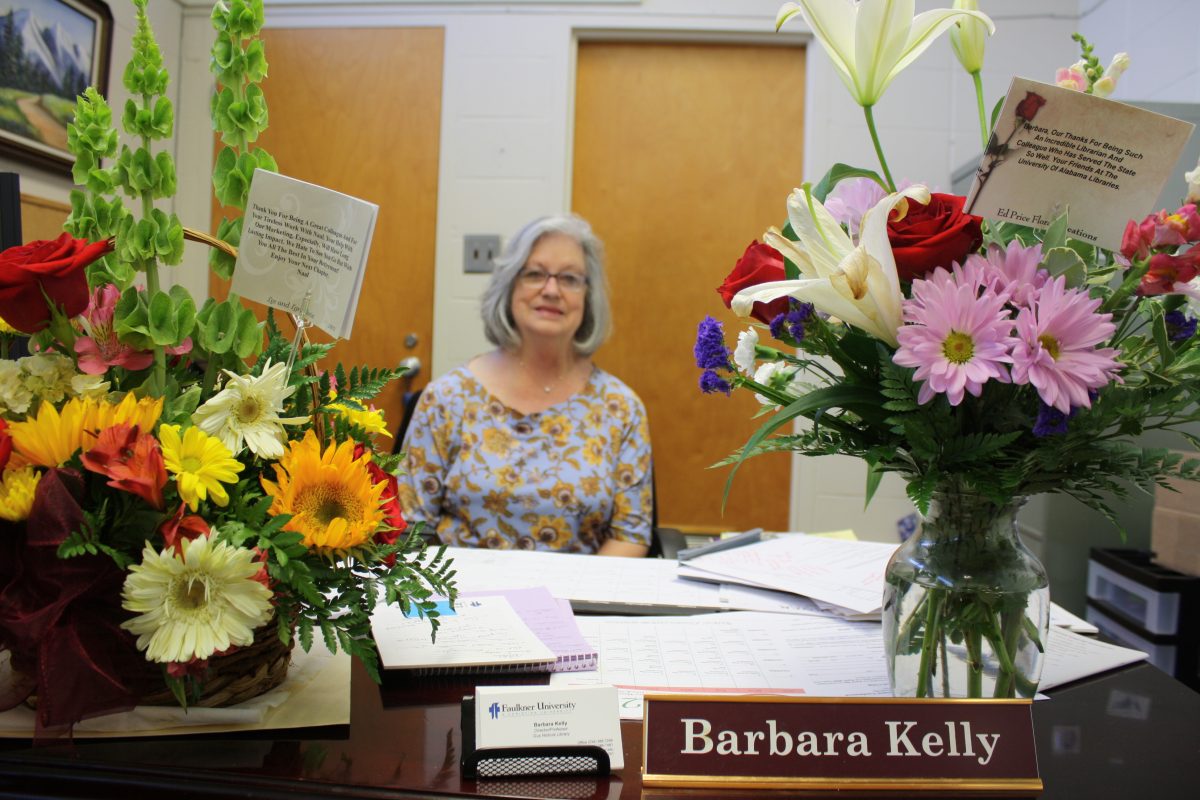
left=769, top=300, right=815, bottom=342
left=1165, top=309, right=1198, bottom=342
left=824, top=177, right=887, bottom=242
left=893, top=272, right=1015, bottom=406
left=1032, top=401, right=1079, bottom=437
left=1010, top=276, right=1121, bottom=413
left=694, top=316, right=731, bottom=369
left=699, top=369, right=732, bottom=395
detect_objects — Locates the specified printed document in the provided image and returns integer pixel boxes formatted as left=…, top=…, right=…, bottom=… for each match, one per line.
left=549, top=612, right=1146, bottom=719
left=681, top=535, right=899, bottom=614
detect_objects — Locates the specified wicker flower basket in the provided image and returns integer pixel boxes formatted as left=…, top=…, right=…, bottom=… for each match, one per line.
left=138, top=621, right=294, bottom=708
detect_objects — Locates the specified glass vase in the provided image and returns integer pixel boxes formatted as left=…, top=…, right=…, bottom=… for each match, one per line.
left=882, top=492, right=1050, bottom=698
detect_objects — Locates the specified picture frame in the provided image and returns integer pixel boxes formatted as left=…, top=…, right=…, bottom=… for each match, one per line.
left=0, top=0, right=112, bottom=173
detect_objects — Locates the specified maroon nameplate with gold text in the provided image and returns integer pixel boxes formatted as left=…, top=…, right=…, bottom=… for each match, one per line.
left=642, top=695, right=1041, bottom=793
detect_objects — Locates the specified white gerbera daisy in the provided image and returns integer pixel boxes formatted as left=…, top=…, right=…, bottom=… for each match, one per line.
left=121, top=535, right=274, bottom=664
left=192, top=360, right=308, bottom=459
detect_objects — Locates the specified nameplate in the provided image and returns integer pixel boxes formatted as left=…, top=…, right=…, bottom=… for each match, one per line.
left=476, top=685, right=624, bottom=770
left=642, top=695, right=1041, bottom=793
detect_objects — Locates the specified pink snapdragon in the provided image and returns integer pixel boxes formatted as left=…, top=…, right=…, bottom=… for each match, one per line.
left=1055, top=62, right=1089, bottom=92
left=1009, top=277, right=1121, bottom=413
left=1121, top=204, right=1200, bottom=261
left=894, top=268, right=1015, bottom=406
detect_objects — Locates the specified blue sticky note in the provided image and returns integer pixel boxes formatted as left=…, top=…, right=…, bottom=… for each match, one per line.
left=401, top=598, right=455, bottom=619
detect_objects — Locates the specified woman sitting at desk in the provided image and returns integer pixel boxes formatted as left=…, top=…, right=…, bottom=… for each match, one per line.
left=398, top=214, right=652, bottom=556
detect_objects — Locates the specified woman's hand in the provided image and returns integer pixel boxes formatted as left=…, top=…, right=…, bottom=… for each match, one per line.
left=597, top=539, right=650, bottom=558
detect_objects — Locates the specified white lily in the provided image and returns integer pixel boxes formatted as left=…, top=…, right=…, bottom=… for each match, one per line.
left=732, top=184, right=932, bottom=347
left=949, top=0, right=988, bottom=75
left=776, top=0, right=995, bottom=107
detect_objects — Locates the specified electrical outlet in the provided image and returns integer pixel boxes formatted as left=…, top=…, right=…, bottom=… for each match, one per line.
left=464, top=234, right=501, bottom=274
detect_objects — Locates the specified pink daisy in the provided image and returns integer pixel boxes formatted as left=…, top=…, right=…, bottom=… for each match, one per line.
left=893, top=274, right=1015, bottom=406
left=965, top=240, right=1046, bottom=308
left=1010, top=276, right=1121, bottom=413
left=824, top=177, right=887, bottom=242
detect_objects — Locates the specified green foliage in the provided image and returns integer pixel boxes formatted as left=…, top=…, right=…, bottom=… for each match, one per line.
left=210, top=0, right=275, bottom=279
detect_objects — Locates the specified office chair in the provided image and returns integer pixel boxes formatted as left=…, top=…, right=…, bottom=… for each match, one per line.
left=390, top=388, right=683, bottom=558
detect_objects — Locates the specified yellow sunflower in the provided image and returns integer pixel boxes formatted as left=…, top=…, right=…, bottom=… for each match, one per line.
left=261, top=431, right=385, bottom=554
left=0, top=467, right=41, bottom=521
left=159, top=424, right=244, bottom=511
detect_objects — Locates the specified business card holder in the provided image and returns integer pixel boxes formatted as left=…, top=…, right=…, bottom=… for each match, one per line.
left=460, top=696, right=610, bottom=778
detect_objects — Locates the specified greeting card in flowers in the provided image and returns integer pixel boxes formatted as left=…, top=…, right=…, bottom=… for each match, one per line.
left=232, top=170, right=378, bottom=339
left=964, top=77, right=1193, bottom=251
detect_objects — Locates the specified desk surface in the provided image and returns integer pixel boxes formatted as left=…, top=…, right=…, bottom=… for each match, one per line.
left=1, top=660, right=1198, bottom=799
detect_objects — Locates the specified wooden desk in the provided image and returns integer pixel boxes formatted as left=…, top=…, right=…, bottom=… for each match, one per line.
left=0, top=661, right=1197, bottom=799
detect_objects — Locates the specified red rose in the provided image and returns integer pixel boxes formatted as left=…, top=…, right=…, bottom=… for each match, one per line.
left=0, top=233, right=112, bottom=333
left=716, top=240, right=789, bottom=324
left=888, top=194, right=983, bottom=281
left=1015, top=92, right=1046, bottom=122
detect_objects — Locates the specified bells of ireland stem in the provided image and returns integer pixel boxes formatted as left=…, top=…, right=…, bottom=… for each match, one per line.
left=776, top=0, right=995, bottom=108
left=949, top=0, right=988, bottom=75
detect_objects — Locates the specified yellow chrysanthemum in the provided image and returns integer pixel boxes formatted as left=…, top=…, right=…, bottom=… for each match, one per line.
left=261, top=430, right=385, bottom=554
left=159, top=424, right=244, bottom=511
left=9, top=394, right=165, bottom=467
left=121, top=535, right=274, bottom=664
left=9, top=399, right=88, bottom=467
left=0, top=467, right=41, bottom=521
left=330, top=391, right=390, bottom=438
left=0, top=314, right=16, bottom=335
left=82, top=393, right=163, bottom=439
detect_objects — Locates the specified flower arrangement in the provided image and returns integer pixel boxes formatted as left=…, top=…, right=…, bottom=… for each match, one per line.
left=0, top=0, right=454, bottom=733
left=696, top=1, right=1200, bottom=698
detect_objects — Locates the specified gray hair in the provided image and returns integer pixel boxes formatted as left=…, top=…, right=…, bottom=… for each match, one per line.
left=480, top=214, right=612, bottom=356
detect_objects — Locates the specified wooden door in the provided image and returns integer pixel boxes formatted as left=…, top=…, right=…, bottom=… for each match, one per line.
left=20, top=194, right=70, bottom=241
left=211, top=28, right=443, bottom=436
left=573, top=41, right=805, bottom=532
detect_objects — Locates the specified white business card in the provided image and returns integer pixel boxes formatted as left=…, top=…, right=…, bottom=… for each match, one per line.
left=475, top=684, right=623, bottom=770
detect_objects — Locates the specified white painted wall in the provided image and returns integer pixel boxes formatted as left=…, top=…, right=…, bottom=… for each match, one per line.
left=1078, top=0, right=1200, bottom=104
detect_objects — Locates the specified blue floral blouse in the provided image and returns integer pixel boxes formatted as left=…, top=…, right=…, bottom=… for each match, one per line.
left=397, top=365, right=653, bottom=553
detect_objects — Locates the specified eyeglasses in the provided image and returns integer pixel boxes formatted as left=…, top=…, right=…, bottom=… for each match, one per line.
left=517, top=269, right=588, bottom=293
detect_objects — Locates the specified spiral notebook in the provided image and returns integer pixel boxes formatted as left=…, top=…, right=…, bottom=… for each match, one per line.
left=370, top=587, right=598, bottom=675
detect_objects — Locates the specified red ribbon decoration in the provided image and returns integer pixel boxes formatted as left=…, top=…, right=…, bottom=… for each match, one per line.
left=0, top=468, right=152, bottom=737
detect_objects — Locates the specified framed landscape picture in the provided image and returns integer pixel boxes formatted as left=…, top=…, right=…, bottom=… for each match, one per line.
left=0, top=0, right=111, bottom=172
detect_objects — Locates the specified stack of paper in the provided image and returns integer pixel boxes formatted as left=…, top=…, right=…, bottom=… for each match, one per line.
left=680, top=534, right=898, bottom=617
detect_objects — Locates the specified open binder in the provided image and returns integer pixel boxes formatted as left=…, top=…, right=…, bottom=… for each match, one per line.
left=371, top=587, right=597, bottom=675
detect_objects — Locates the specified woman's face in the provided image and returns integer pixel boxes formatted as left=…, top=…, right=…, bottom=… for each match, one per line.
left=510, top=233, right=588, bottom=347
